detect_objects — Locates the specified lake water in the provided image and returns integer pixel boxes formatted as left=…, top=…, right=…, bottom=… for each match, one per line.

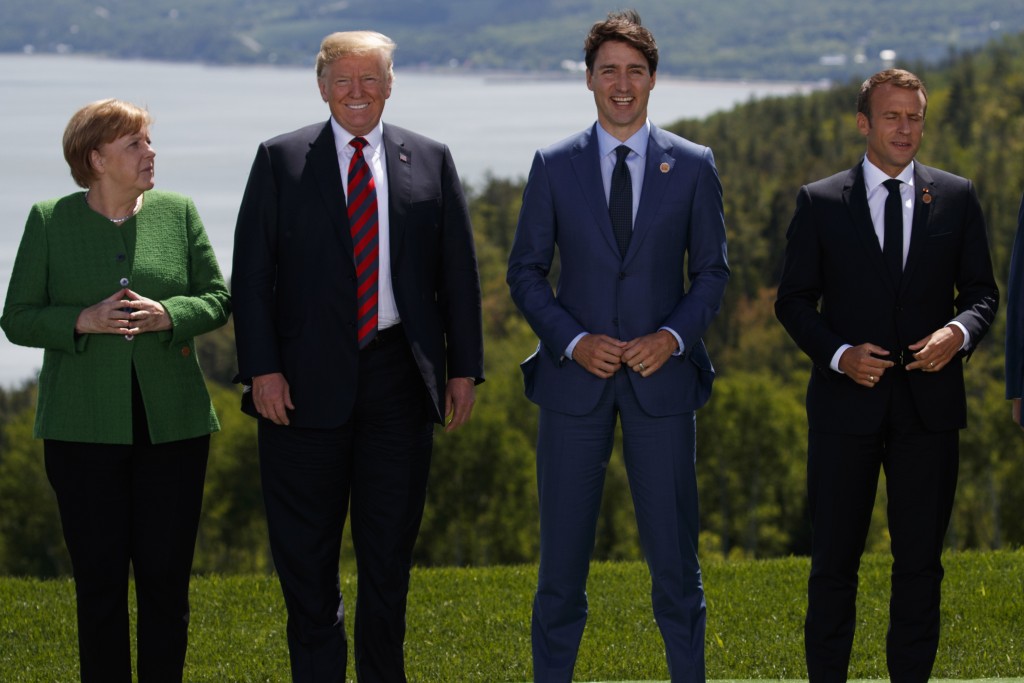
left=0, top=53, right=814, bottom=386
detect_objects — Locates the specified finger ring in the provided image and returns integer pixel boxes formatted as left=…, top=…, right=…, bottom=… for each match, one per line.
left=928, top=362, right=935, bottom=368
left=638, top=362, right=646, bottom=372
left=868, top=375, right=876, bottom=382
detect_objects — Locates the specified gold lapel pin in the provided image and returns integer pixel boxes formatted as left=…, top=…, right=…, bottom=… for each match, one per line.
left=921, top=187, right=933, bottom=204
left=659, top=162, right=670, bottom=173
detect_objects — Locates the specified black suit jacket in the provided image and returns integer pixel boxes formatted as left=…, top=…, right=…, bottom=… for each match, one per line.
left=775, top=161, right=997, bottom=434
left=232, top=120, right=484, bottom=427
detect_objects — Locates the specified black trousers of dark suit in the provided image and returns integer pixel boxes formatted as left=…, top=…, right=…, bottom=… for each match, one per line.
left=805, top=370, right=959, bottom=683
left=259, top=326, right=434, bottom=683
left=44, top=373, right=209, bottom=683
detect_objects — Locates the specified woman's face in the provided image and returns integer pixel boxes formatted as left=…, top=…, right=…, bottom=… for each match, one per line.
left=91, top=126, right=156, bottom=192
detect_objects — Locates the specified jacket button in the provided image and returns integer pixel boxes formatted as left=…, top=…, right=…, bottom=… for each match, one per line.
left=119, top=277, right=130, bottom=287
left=181, top=346, right=191, bottom=357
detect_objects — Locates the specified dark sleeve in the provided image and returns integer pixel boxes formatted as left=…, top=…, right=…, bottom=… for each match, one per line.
left=231, top=143, right=282, bottom=383
left=436, top=144, right=485, bottom=383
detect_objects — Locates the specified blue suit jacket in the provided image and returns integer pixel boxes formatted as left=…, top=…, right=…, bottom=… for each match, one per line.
left=507, top=123, right=729, bottom=417
left=1005, top=193, right=1024, bottom=417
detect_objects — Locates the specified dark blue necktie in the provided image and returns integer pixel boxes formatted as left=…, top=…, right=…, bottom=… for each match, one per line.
left=883, top=178, right=903, bottom=284
left=609, top=145, right=633, bottom=257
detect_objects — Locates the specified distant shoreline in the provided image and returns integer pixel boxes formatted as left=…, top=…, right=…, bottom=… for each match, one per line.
left=1, top=50, right=828, bottom=88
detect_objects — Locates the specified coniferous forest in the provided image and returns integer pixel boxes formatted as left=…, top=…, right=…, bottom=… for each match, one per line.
left=1, top=33, right=1023, bottom=577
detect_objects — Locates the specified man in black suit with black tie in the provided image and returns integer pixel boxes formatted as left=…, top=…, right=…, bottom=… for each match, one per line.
left=775, top=69, right=998, bottom=682
left=232, top=30, right=484, bottom=683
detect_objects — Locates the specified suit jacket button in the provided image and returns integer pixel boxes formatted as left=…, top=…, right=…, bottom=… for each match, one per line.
left=181, top=346, right=191, bottom=357
left=619, top=272, right=626, bottom=280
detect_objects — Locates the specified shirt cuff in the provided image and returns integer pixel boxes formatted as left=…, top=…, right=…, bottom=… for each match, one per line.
left=566, top=332, right=589, bottom=360
left=659, top=327, right=684, bottom=356
left=948, top=321, right=970, bottom=350
left=831, top=344, right=852, bottom=373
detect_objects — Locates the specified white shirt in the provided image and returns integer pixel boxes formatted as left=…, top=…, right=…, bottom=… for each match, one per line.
left=330, top=118, right=399, bottom=329
left=863, top=157, right=914, bottom=269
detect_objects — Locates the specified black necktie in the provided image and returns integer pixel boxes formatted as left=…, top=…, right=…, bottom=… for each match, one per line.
left=883, top=178, right=903, bottom=283
left=609, top=145, right=633, bottom=257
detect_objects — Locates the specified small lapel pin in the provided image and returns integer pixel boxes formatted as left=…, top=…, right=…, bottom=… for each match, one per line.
left=921, top=187, right=933, bottom=204
left=399, top=152, right=410, bottom=164
left=659, top=162, right=671, bottom=173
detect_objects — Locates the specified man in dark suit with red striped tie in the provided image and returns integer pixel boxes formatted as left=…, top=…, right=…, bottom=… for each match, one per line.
left=232, top=30, right=484, bottom=683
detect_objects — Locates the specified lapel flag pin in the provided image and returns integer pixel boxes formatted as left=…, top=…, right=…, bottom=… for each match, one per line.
left=660, top=162, right=670, bottom=173
left=399, top=152, right=410, bottom=164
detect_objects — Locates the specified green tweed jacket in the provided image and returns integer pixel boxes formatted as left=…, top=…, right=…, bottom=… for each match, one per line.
left=1, top=190, right=231, bottom=445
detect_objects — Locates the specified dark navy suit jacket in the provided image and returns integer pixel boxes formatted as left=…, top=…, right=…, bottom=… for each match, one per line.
left=1004, top=193, right=1024, bottom=420
left=507, top=123, right=729, bottom=416
left=232, top=120, right=484, bottom=427
left=776, top=162, right=998, bottom=434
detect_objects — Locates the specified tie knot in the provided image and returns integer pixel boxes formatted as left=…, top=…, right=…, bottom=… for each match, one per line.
left=350, top=137, right=369, bottom=152
left=615, top=145, right=631, bottom=164
left=883, top=178, right=902, bottom=195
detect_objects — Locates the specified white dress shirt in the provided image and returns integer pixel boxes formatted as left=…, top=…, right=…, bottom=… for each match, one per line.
left=330, top=117, right=400, bottom=330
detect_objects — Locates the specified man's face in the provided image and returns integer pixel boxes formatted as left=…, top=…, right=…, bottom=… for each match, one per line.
left=857, top=82, right=926, bottom=177
left=318, top=52, right=392, bottom=136
left=586, top=40, right=656, bottom=141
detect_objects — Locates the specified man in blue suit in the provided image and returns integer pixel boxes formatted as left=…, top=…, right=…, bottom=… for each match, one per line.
left=506, top=10, right=729, bottom=682
left=1006, top=193, right=1024, bottom=426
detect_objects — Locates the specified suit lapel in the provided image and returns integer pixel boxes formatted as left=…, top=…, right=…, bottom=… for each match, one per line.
left=901, top=163, right=936, bottom=287
left=626, top=127, right=673, bottom=265
left=382, top=123, right=410, bottom=269
left=844, top=164, right=897, bottom=291
left=570, top=125, right=620, bottom=257
left=308, top=120, right=350, bottom=257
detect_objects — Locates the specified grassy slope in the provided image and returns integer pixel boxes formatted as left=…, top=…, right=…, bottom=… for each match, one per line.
left=0, top=550, right=1021, bottom=682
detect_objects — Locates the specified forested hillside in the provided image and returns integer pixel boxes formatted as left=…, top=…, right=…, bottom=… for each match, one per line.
left=2, top=33, right=1023, bottom=576
left=2, top=0, right=1023, bottom=81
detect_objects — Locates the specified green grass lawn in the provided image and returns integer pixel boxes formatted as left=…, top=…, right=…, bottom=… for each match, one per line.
left=1, top=550, right=1021, bottom=682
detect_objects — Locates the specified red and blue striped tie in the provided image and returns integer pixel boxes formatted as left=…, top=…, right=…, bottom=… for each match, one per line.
left=347, top=137, right=378, bottom=348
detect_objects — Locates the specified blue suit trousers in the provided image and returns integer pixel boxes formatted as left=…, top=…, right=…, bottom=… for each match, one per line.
left=532, top=369, right=706, bottom=683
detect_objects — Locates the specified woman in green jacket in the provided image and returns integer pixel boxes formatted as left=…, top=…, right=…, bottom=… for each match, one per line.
left=1, top=99, right=230, bottom=683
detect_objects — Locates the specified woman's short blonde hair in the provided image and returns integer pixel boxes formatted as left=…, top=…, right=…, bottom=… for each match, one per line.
left=315, top=31, right=395, bottom=84
left=62, top=99, right=151, bottom=188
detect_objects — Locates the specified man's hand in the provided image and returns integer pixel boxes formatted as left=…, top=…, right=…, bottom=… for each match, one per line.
left=252, top=372, right=294, bottom=426
left=905, top=325, right=964, bottom=372
left=572, top=334, right=626, bottom=379
left=444, top=377, right=476, bottom=432
left=838, top=343, right=895, bottom=388
left=622, top=330, right=678, bottom=378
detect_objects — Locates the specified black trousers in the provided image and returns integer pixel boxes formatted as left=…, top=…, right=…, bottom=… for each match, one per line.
left=804, top=372, right=959, bottom=683
left=44, top=398, right=209, bottom=683
left=259, top=326, right=434, bottom=683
